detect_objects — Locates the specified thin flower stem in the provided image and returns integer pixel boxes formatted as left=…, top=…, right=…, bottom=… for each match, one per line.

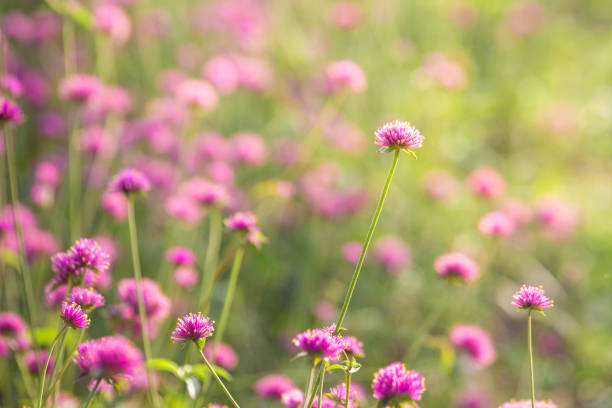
left=198, top=209, right=223, bottom=309
left=197, top=346, right=241, bottom=408
left=83, top=377, right=102, bottom=408
left=200, top=245, right=242, bottom=314
left=528, top=310, right=535, bottom=408
left=37, top=325, right=67, bottom=408
left=303, top=363, right=317, bottom=407
left=333, top=149, right=401, bottom=335
left=304, top=367, right=323, bottom=408
left=127, top=197, right=161, bottom=408
left=15, top=352, right=36, bottom=400
left=213, top=246, right=245, bottom=351
left=62, top=16, right=76, bottom=76
left=68, top=105, right=81, bottom=239
left=4, top=124, right=38, bottom=345
left=317, top=369, right=325, bottom=408
left=44, top=328, right=85, bottom=402
left=345, top=370, right=351, bottom=408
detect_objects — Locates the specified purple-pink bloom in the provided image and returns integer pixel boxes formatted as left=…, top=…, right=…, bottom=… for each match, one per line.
left=372, top=362, right=426, bottom=403
left=93, top=4, right=131, bottom=44
left=181, top=177, right=228, bottom=206
left=101, top=192, right=128, bottom=222
left=58, top=75, right=102, bottom=103
left=45, top=283, right=67, bottom=308
left=61, top=302, right=90, bottom=329
left=202, top=56, right=240, bottom=94
left=175, top=78, right=219, bottom=111
left=341, top=335, right=364, bottom=357
left=478, top=211, right=515, bottom=237
left=0, top=312, right=27, bottom=337
left=224, top=211, right=257, bottom=231
left=374, top=236, right=411, bottom=273
left=292, top=326, right=344, bottom=361
left=374, top=120, right=424, bottom=154
left=68, top=238, right=111, bottom=274
left=324, top=60, right=367, bottom=93
left=466, top=167, right=507, bottom=199
left=232, top=132, right=268, bottom=167
left=512, top=285, right=554, bottom=312
left=171, top=313, right=214, bottom=343
left=25, top=350, right=53, bottom=375
left=173, top=266, right=198, bottom=288
left=166, top=246, right=197, bottom=266
left=165, top=195, right=203, bottom=225
left=434, top=252, right=480, bottom=282
left=455, top=387, right=490, bottom=408
left=423, top=169, right=458, bottom=202
left=281, top=389, right=304, bottom=408
left=203, top=342, right=239, bottom=370
left=69, top=287, right=105, bottom=310
left=450, top=325, right=496, bottom=367
left=108, top=168, right=151, bottom=195
left=0, top=97, right=24, bottom=125
left=73, top=335, right=143, bottom=383
left=500, top=400, right=557, bottom=408
left=534, top=196, right=580, bottom=241
left=330, top=382, right=358, bottom=407
left=254, top=374, right=296, bottom=400
left=341, top=241, right=362, bottom=265
left=116, top=278, right=171, bottom=333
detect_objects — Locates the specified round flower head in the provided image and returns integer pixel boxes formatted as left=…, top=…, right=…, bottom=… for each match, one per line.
left=341, top=241, right=362, bottom=265
left=281, top=389, right=304, bottom=408
left=330, top=382, right=358, bottom=407
left=450, top=325, right=496, bottom=367
left=108, top=168, right=151, bottom=195
left=232, top=132, right=268, bottom=167
left=478, top=211, right=515, bottom=237
left=499, top=400, right=557, bottom=408
left=342, top=335, right=364, bottom=357
left=224, top=211, right=257, bottom=231
left=171, top=313, right=214, bottom=344
left=0, top=97, right=24, bottom=125
left=61, top=302, right=90, bottom=329
left=372, top=362, right=425, bottom=403
left=0, top=311, right=28, bottom=337
left=69, top=287, right=105, bottom=310
left=101, top=192, right=128, bottom=221
left=25, top=350, right=53, bottom=375
left=434, top=252, right=480, bottom=283
left=166, top=246, right=197, bottom=266
left=324, top=60, right=367, bottom=93
left=68, top=238, right=111, bottom=274
left=247, top=227, right=267, bottom=249
left=512, top=285, right=554, bottom=312
left=374, top=236, right=411, bottom=273
left=116, top=278, right=171, bottom=336
left=292, top=326, right=344, bottom=361
left=93, top=4, right=131, bottom=44
left=59, top=75, right=102, bottom=103
left=173, top=266, right=198, bottom=287
left=73, top=335, right=143, bottom=383
left=254, top=374, right=296, bottom=400
left=466, top=167, right=507, bottom=199
left=175, top=78, right=219, bottom=111
left=203, top=342, right=239, bottom=370
left=181, top=177, right=228, bottom=206
left=374, top=120, right=424, bottom=156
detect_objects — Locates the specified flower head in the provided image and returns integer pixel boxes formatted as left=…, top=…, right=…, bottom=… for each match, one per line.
left=281, top=389, right=304, bottom=408
left=59, top=75, right=102, bottom=103
left=203, top=342, right=239, bottom=370
left=61, top=302, right=90, bottom=329
left=478, top=211, right=515, bottom=237
left=434, top=252, right=480, bottom=283
left=330, top=383, right=358, bottom=407
left=68, top=238, right=111, bottom=274
left=450, top=325, right=496, bottom=367
left=73, top=335, right=143, bottom=383
left=0, top=311, right=28, bottom=337
left=292, top=326, right=344, bottom=361
left=512, top=285, right=554, bottom=312
left=372, top=362, right=425, bottom=403
left=0, top=97, right=24, bottom=124
left=341, top=335, right=364, bottom=357
left=499, top=400, right=557, bottom=408
left=181, top=178, right=228, bottom=206
left=25, top=350, right=53, bottom=375
left=175, top=78, right=219, bottom=111
left=115, top=278, right=171, bottom=338
left=69, top=287, right=105, bottom=310
left=324, top=60, right=367, bottom=93
left=466, top=167, right=507, bottom=199
left=165, top=246, right=197, bottom=266
left=171, top=313, right=214, bottom=344
left=374, top=236, right=411, bottom=273
left=108, top=168, right=151, bottom=195
left=173, top=266, right=198, bottom=288
left=224, top=211, right=258, bottom=231
left=374, top=120, right=424, bottom=155
left=93, top=4, right=131, bottom=44
left=254, top=374, right=296, bottom=400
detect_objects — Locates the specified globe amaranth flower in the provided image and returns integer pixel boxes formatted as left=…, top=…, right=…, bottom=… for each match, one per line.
left=69, top=287, right=105, bottom=310
left=181, top=177, right=228, bottom=206
left=324, top=60, right=367, bottom=93
left=25, top=350, right=53, bottom=375
left=166, top=246, right=197, bottom=266
left=341, top=335, right=364, bottom=357
left=478, top=211, right=515, bottom=237
left=73, top=335, right=143, bottom=383
left=434, top=252, right=480, bottom=283
left=374, top=236, right=411, bottom=274
left=68, top=238, right=111, bottom=274
left=281, top=388, right=304, bottom=408
left=61, top=302, right=90, bottom=329
left=330, top=382, right=358, bottom=407
left=512, top=285, right=554, bottom=312
left=499, top=400, right=557, bottom=408
left=374, top=120, right=424, bottom=156
left=254, top=374, right=296, bottom=400
left=449, top=325, right=496, bottom=367
left=224, top=211, right=257, bottom=231
left=175, top=78, right=219, bottom=111
left=203, top=342, right=239, bottom=370
left=115, top=278, right=171, bottom=338
left=292, top=326, right=345, bottom=361
left=171, top=313, right=214, bottom=344
left=58, top=75, right=103, bottom=103
left=0, top=311, right=28, bottom=336
left=372, top=362, right=425, bottom=403
left=93, top=4, right=131, bottom=44
left=108, top=168, right=151, bottom=195
left=232, top=132, right=268, bottom=167
left=465, top=166, right=507, bottom=199
left=0, top=97, right=24, bottom=124
left=173, top=266, right=198, bottom=288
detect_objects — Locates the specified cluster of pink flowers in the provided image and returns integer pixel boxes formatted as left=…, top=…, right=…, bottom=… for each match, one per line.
left=73, top=335, right=144, bottom=383
left=292, top=325, right=345, bottom=361
left=371, top=362, right=426, bottom=403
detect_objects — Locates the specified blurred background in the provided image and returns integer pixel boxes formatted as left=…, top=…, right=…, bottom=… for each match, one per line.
left=1, top=0, right=612, bottom=407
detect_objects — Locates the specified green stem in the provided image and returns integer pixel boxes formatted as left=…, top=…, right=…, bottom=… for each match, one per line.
left=333, top=149, right=401, bottom=335
left=317, top=369, right=325, bottom=408
left=83, top=377, right=102, bottom=408
left=302, top=363, right=317, bottom=407
left=345, top=370, right=351, bottom=408
left=62, top=16, right=76, bottom=76
left=213, top=246, right=245, bottom=351
left=37, top=325, right=67, bottom=408
left=68, top=106, right=81, bottom=239
left=15, top=354, right=36, bottom=400
left=44, top=328, right=85, bottom=401
left=197, top=345, right=240, bottom=408
left=127, top=197, right=161, bottom=408
left=200, top=245, right=242, bottom=315
left=198, top=209, right=222, bottom=309
left=304, top=367, right=323, bottom=408
left=4, top=124, right=38, bottom=344
left=528, top=310, right=535, bottom=408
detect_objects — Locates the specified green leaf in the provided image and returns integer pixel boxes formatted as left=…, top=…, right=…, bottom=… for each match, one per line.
left=147, top=358, right=182, bottom=379
left=190, top=364, right=232, bottom=381
left=325, top=364, right=345, bottom=372
left=401, top=149, right=418, bottom=159
left=348, top=361, right=362, bottom=374
left=212, top=365, right=233, bottom=381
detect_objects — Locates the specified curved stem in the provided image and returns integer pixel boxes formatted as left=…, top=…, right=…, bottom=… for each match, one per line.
left=213, top=246, right=245, bottom=351
left=197, top=209, right=223, bottom=309
left=197, top=345, right=240, bottom=408
left=528, top=310, right=535, bottom=408
left=199, top=245, right=242, bottom=315
left=334, top=149, right=400, bottom=335
left=127, top=197, right=161, bottom=408
left=37, top=325, right=67, bottom=408
left=83, top=377, right=102, bottom=408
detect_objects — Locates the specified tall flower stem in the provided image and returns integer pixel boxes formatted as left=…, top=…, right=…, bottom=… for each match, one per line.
left=67, top=105, right=81, bottom=239
left=197, top=209, right=223, bottom=309
left=3, top=125, right=38, bottom=341
left=317, top=370, right=326, bottom=408
left=304, top=367, right=324, bottom=408
left=83, top=377, right=102, bottom=408
left=527, top=310, right=535, bottom=408
left=127, top=197, right=161, bottom=408
left=44, top=329, right=85, bottom=401
left=213, top=246, right=245, bottom=351
left=345, top=370, right=351, bottom=408
left=200, top=245, right=242, bottom=314
left=37, top=325, right=67, bottom=408
left=197, top=345, right=240, bottom=408
left=303, top=363, right=317, bottom=406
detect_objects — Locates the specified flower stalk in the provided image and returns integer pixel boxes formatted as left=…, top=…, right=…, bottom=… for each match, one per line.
left=197, top=344, right=240, bottom=408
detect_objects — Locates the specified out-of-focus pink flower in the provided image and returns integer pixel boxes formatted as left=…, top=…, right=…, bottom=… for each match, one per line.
left=341, top=241, right=362, bottom=265
left=1, top=74, right=24, bottom=97
left=101, top=192, right=128, bottom=222
left=165, top=195, right=203, bottom=225
left=324, top=60, right=367, bottom=93
left=194, top=131, right=233, bottom=162
left=181, top=178, right=228, bottom=207
left=455, top=387, right=490, bottom=408
left=81, top=125, right=112, bottom=156
left=231, top=55, right=274, bottom=92
left=37, top=111, right=66, bottom=138
left=312, top=300, right=337, bottom=322
left=147, top=97, right=190, bottom=126
left=534, top=196, right=580, bottom=241
left=281, top=389, right=304, bottom=408
left=31, top=184, right=55, bottom=208
left=466, top=167, right=506, bottom=199
left=25, top=350, right=53, bottom=375
left=478, top=211, right=515, bottom=237
left=501, top=198, right=532, bottom=226
left=448, top=3, right=477, bottom=28
left=207, top=161, right=235, bottom=185
left=254, top=374, right=296, bottom=400
left=324, top=120, right=365, bottom=154
left=175, top=79, right=219, bottom=111
left=93, top=4, right=132, bottom=44
left=434, top=252, right=479, bottom=282
left=273, top=139, right=301, bottom=167
left=87, top=85, right=133, bottom=118
left=327, top=2, right=364, bottom=30
left=202, top=56, right=240, bottom=94
left=374, top=236, right=411, bottom=273
left=176, top=43, right=204, bottom=71
left=540, top=102, right=578, bottom=135
left=35, top=160, right=62, bottom=187
left=203, top=342, right=239, bottom=370
left=16, top=68, right=49, bottom=106
left=422, top=53, right=467, bottom=90
left=173, top=266, right=198, bottom=288
left=537, top=330, right=564, bottom=357
left=450, top=325, right=496, bottom=367
left=423, top=169, right=458, bottom=202
left=157, top=69, right=188, bottom=95
left=504, top=1, right=545, bottom=36
left=59, top=75, right=103, bottom=103
left=232, top=132, right=267, bottom=166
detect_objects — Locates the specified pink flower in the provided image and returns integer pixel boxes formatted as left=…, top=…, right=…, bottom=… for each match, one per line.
left=423, top=169, right=458, bottom=202
left=59, top=75, right=103, bottom=103
left=372, top=362, right=425, bottom=403
left=173, top=266, right=198, bottom=288
left=224, top=212, right=257, bottom=231
left=171, top=313, right=214, bottom=343
left=281, top=389, right=304, bottom=408
left=324, top=60, right=367, bottom=93
left=254, top=374, right=296, bottom=400
left=175, top=79, right=219, bottom=111
left=203, top=342, right=239, bottom=370
left=501, top=198, right=532, bottom=226
left=327, top=2, right=364, bottom=29
left=434, top=252, right=479, bottom=282
left=500, top=400, right=557, bottom=408
left=422, top=52, right=467, bottom=90
left=450, top=325, right=496, bottom=367
left=341, top=241, right=362, bottom=265
left=81, top=125, right=112, bottom=156
left=101, top=192, right=128, bottom=222
left=374, top=236, right=411, bottom=273
left=292, top=326, right=344, bottom=361
left=232, top=132, right=268, bottom=166
left=166, top=247, right=197, bottom=266
left=466, top=167, right=507, bottom=199
left=202, top=56, right=240, bottom=94
left=93, top=4, right=131, bottom=44
left=512, top=285, right=554, bottom=312
left=374, top=120, right=424, bottom=154
left=478, top=211, right=515, bottom=237
left=534, top=196, right=580, bottom=241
